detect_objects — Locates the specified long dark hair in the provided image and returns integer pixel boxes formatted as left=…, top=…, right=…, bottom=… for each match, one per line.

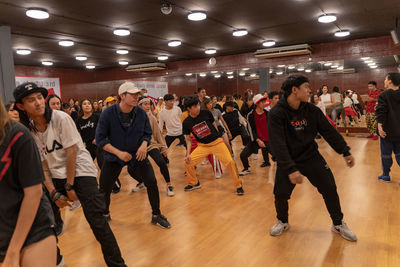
left=46, top=94, right=62, bottom=109
left=79, top=98, right=93, bottom=117
left=16, top=104, right=52, bottom=132
left=201, top=96, right=212, bottom=110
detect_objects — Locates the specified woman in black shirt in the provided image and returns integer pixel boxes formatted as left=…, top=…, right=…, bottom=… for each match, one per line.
left=76, top=99, right=98, bottom=160
left=0, top=99, right=56, bottom=266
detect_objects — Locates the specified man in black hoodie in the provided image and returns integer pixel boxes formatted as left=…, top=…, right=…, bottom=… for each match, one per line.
left=268, top=75, right=357, bottom=241
left=376, top=72, right=400, bottom=182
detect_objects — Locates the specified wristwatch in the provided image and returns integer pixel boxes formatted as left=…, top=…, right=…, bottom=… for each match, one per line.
left=64, top=183, right=74, bottom=191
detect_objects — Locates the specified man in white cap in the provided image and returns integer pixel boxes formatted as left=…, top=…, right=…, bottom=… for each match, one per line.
left=96, top=82, right=171, bottom=229
left=239, top=94, right=272, bottom=176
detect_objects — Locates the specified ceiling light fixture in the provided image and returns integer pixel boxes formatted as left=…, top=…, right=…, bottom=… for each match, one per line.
left=239, top=72, right=246, bottom=76
left=42, top=61, right=53, bottom=66
left=215, top=74, right=221, bottom=78
left=75, top=56, right=87, bottom=61
left=370, top=65, right=378, bottom=69
left=361, top=57, right=370, bottom=60
left=119, top=60, right=129, bottom=65
left=168, top=40, right=182, bottom=47
left=116, top=49, right=129, bottom=55
left=113, top=28, right=130, bottom=36
left=250, top=73, right=257, bottom=77
left=233, top=29, right=248, bottom=37
left=334, top=30, right=350, bottom=37
left=228, top=75, right=234, bottom=79
left=58, top=40, right=74, bottom=47
left=276, top=71, right=283, bottom=75
left=368, top=62, right=377, bottom=66
left=262, top=40, right=276, bottom=47
left=364, top=60, right=373, bottom=63
left=158, top=55, right=169, bottom=61
left=305, top=69, right=312, bottom=73
left=185, top=73, right=192, bottom=76
left=226, top=71, right=234, bottom=75
left=16, top=49, right=31, bottom=55
left=288, top=65, right=295, bottom=69
left=277, top=64, right=286, bottom=68
left=211, top=71, right=218, bottom=74
left=318, top=14, right=337, bottom=23
left=188, top=11, right=207, bottom=21
left=86, top=65, right=96, bottom=69
left=26, top=8, right=49, bottom=19
left=337, top=66, right=344, bottom=70
left=242, top=68, right=250, bottom=71
left=199, top=73, right=206, bottom=77
left=331, top=65, right=339, bottom=68
left=324, top=62, right=332, bottom=66
left=297, top=67, right=305, bottom=71
left=205, top=49, right=217, bottom=55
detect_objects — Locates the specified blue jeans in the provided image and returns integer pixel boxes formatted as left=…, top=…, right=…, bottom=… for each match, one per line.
left=380, top=138, right=400, bottom=176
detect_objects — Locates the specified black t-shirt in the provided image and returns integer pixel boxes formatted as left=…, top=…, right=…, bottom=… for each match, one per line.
left=119, top=109, right=135, bottom=130
left=0, top=121, right=54, bottom=251
left=183, top=110, right=221, bottom=144
left=222, top=110, right=241, bottom=132
left=76, top=113, right=99, bottom=146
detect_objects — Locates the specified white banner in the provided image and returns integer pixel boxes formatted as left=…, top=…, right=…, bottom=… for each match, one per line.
left=15, top=76, right=62, bottom=98
left=130, top=80, right=168, bottom=99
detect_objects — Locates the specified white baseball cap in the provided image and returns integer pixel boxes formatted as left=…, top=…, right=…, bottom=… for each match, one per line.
left=253, top=93, right=268, bottom=104
left=118, top=82, right=140, bottom=95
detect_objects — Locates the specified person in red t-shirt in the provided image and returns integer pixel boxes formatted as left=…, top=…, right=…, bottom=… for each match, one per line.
left=365, top=81, right=381, bottom=140
left=239, top=94, right=271, bottom=176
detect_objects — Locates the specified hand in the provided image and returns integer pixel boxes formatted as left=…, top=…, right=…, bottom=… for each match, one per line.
left=118, top=151, right=132, bottom=162
left=136, top=143, right=147, bottom=161
left=257, top=139, right=266, bottom=148
left=344, top=155, right=355, bottom=168
left=67, top=189, right=79, bottom=201
left=378, top=125, right=386, bottom=138
left=288, top=171, right=303, bottom=184
left=92, top=139, right=96, bottom=145
left=185, top=154, right=191, bottom=163
left=55, top=195, right=72, bottom=208
left=3, top=250, right=19, bottom=267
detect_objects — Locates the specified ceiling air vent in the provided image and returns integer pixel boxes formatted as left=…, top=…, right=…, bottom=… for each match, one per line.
left=126, top=62, right=166, bottom=72
left=255, top=44, right=311, bottom=59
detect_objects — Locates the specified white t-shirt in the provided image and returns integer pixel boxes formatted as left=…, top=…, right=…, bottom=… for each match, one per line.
left=351, top=94, right=359, bottom=104
left=343, top=97, right=353, bottom=108
left=32, top=110, right=98, bottom=179
left=316, top=101, right=326, bottom=115
left=158, top=106, right=183, bottom=136
left=320, top=93, right=332, bottom=106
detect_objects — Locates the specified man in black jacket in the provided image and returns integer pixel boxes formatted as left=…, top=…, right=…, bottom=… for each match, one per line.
left=222, top=101, right=250, bottom=148
left=268, top=75, right=357, bottom=241
left=376, top=72, right=400, bottom=182
left=239, top=94, right=271, bottom=176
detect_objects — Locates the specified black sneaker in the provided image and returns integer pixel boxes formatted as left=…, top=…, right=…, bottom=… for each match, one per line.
left=112, top=180, right=121, bottom=194
left=184, top=182, right=201, bottom=191
left=103, top=213, right=112, bottom=222
left=151, top=214, right=171, bottom=229
left=236, top=187, right=245, bottom=195
left=54, top=221, right=64, bottom=236
left=260, top=162, right=271, bottom=167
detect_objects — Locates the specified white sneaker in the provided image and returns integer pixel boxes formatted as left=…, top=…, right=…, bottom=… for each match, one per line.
left=215, top=173, right=222, bottom=179
left=56, top=256, right=66, bottom=267
left=239, top=169, right=251, bottom=176
left=253, top=154, right=258, bottom=160
left=269, top=220, right=290, bottom=236
left=201, top=159, right=208, bottom=165
left=69, top=200, right=81, bottom=211
left=331, top=221, right=357, bottom=241
left=131, top=183, right=145, bottom=193
left=166, top=186, right=175, bottom=197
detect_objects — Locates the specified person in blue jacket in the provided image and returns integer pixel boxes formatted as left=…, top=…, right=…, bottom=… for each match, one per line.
left=96, top=82, right=171, bottom=229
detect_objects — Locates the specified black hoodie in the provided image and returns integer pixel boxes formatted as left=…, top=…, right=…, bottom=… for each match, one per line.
left=268, top=98, right=351, bottom=175
left=375, top=89, right=400, bottom=142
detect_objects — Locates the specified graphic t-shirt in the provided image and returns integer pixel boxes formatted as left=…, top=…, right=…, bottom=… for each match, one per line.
left=0, top=121, right=54, bottom=251
left=183, top=110, right=220, bottom=144
left=32, top=110, right=98, bottom=179
left=76, top=113, right=99, bottom=146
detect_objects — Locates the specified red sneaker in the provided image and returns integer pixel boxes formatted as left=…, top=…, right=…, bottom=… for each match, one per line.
left=372, top=135, right=378, bottom=140
left=366, top=134, right=374, bottom=138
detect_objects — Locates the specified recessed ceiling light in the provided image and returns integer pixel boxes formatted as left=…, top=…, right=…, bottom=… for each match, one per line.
left=278, top=64, right=286, bottom=68
left=158, top=55, right=169, bottom=61
left=361, top=57, right=370, bottom=60
left=188, top=11, right=207, bottom=21
left=331, top=65, right=339, bottom=68
left=211, top=71, right=218, bottom=74
left=364, top=60, right=373, bottom=63
left=334, top=30, right=350, bottom=37
left=205, top=49, right=217, bottom=55
left=86, top=65, right=96, bottom=69
left=288, top=65, right=295, bottom=69
left=276, top=71, right=283, bottom=75
left=269, top=69, right=273, bottom=73
left=337, top=66, right=344, bottom=70
left=26, top=8, right=49, bottom=19
left=233, top=29, right=248, bottom=37
left=262, top=40, right=276, bottom=47
left=199, top=73, right=206, bottom=77
left=324, top=62, right=332, bottom=66
left=42, top=61, right=53, bottom=66
left=185, top=73, right=192, bottom=76
left=16, top=49, right=31, bottom=55
left=75, top=56, right=87, bottom=61
left=226, top=71, right=234, bottom=75
left=116, top=49, right=129, bottom=55
left=368, top=62, right=376, bottom=66
left=318, top=14, right=337, bottom=23
left=113, top=28, right=130, bottom=36
left=370, top=65, right=378, bottom=69
left=305, top=69, right=312, bottom=73
left=228, top=75, right=234, bottom=79
left=119, top=60, right=129, bottom=65
left=239, top=72, right=246, bottom=76
left=242, top=68, right=250, bottom=71
left=297, top=67, right=305, bottom=71
left=250, top=73, right=257, bottom=77
left=214, top=74, right=221, bottom=78
left=168, top=40, right=182, bottom=47
left=58, top=40, right=74, bottom=47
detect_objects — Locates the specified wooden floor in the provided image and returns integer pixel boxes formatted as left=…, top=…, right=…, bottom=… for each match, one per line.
left=59, top=135, right=400, bottom=267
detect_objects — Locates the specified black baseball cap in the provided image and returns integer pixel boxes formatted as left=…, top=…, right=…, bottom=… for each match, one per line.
left=225, top=101, right=235, bottom=107
left=13, top=82, right=48, bottom=103
left=163, top=94, right=174, bottom=101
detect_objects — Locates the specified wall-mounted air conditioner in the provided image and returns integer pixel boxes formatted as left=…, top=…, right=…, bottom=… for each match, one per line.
left=255, top=44, right=312, bottom=59
left=328, top=68, right=356, bottom=74
left=126, top=62, right=166, bottom=72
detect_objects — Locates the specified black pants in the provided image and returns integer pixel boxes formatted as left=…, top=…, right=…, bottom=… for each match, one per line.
left=97, top=147, right=121, bottom=189
left=52, top=177, right=126, bottom=267
left=230, top=125, right=250, bottom=146
left=86, top=143, right=98, bottom=161
left=133, top=149, right=170, bottom=184
left=165, top=134, right=187, bottom=148
left=99, top=159, right=161, bottom=215
left=240, top=141, right=270, bottom=169
left=273, top=153, right=343, bottom=226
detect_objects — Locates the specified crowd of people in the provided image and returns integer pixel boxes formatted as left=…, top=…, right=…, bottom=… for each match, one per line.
left=1, top=72, right=399, bottom=266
